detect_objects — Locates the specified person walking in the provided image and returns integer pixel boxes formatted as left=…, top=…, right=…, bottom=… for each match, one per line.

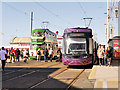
left=49, top=48, right=53, bottom=62
left=10, top=47, right=16, bottom=63
left=107, top=46, right=112, bottom=66
left=16, top=48, right=20, bottom=62
left=0, top=47, right=7, bottom=71
left=97, top=45, right=104, bottom=66
left=37, top=49, right=41, bottom=61
left=23, top=49, right=29, bottom=63
left=43, top=48, right=48, bottom=62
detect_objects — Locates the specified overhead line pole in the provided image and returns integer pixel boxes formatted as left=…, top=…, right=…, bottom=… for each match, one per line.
left=107, top=0, right=110, bottom=48
left=30, top=12, right=33, bottom=50
left=31, top=12, right=33, bottom=35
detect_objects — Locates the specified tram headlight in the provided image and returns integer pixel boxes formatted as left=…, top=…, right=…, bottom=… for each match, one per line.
left=65, top=56, right=70, bottom=59
left=83, top=56, right=88, bottom=58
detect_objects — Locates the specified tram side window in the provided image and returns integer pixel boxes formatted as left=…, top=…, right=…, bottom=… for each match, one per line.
left=33, top=32, right=37, bottom=36
left=32, top=44, right=37, bottom=48
left=37, top=44, right=41, bottom=48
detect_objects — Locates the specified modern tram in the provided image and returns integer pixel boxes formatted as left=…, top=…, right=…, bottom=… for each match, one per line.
left=62, top=27, right=98, bottom=66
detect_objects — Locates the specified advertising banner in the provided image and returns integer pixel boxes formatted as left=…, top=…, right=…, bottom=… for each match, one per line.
left=113, top=40, right=120, bottom=59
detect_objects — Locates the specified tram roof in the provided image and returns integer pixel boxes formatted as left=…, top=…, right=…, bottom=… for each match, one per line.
left=64, top=27, right=92, bottom=33
left=32, top=29, right=45, bottom=33
left=32, top=29, right=57, bottom=35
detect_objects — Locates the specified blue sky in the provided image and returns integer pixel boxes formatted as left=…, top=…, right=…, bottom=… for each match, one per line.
left=1, top=1, right=116, bottom=46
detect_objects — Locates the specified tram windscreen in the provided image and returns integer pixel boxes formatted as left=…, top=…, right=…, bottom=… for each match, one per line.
left=69, top=43, right=85, bottom=50
left=66, top=38, right=86, bottom=55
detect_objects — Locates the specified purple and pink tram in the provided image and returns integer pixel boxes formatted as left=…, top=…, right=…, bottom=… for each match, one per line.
left=62, top=27, right=98, bottom=66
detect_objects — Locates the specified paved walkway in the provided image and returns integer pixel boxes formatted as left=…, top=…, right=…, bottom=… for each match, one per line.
left=89, top=60, right=120, bottom=88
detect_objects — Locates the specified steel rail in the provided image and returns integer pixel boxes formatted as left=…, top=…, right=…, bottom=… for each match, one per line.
left=27, top=67, right=68, bottom=90
left=3, top=62, right=62, bottom=82
left=65, top=69, right=85, bottom=90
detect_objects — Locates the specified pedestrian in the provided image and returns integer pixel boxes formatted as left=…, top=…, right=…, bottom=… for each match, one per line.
left=104, top=49, right=108, bottom=66
left=97, top=45, right=104, bottom=66
left=37, top=49, right=41, bottom=61
left=101, top=46, right=105, bottom=65
left=107, top=46, right=112, bottom=66
left=20, top=49, right=23, bottom=60
left=16, top=48, right=20, bottom=62
left=43, top=48, right=48, bottom=62
left=24, top=49, right=29, bottom=63
left=56, top=48, right=62, bottom=62
left=10, top=47, right=16, bottom=63
left=5, top=49, right=8, bottom=63
left=0, top=47, right=7, bottom=71
left=49, top=48, right=53, bottom=62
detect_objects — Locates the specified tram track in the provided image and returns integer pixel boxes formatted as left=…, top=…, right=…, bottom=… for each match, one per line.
left=2, top=62, right=48, bottom=77
left=3, top=61, right=60, bottom=76
left=27, top=69, right=85, bottom=89
left=3, top=62, right=61, bottom=82
left=2, top=68, right=25, bottom=76
left=65, top=69, right=85, bottom=90
left=27, top=67, right=68, bottom=90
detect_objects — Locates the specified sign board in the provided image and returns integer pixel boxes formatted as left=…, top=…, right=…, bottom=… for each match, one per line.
left=113, top=40, right=120, bottom=59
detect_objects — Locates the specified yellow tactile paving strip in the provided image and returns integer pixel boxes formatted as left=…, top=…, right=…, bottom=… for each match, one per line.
left=88, top=65, right=97, bottom=79
left=94, top=79, right=118, bottom=88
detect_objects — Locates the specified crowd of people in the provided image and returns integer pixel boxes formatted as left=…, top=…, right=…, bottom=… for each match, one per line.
left=97, top=45, right=113, bottom=66
left=0, top=44, right=113, bottom=71
left=37, top=48, right=62, bottom=62
left=0, top=47, right=29, bottom=71
left=6, top=47, right=29, bottom=63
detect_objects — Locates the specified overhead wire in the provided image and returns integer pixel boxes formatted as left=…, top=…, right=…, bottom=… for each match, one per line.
left=77, top=2, right=88, bottom=18
left=3, top=2, right=27, bottom=15
left=33, top=0, right=74, bottom=27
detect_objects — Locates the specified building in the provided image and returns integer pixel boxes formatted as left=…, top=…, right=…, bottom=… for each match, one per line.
left=10, top=36, right=63, bottom=50
left=10, top=37, right=30, bottom=49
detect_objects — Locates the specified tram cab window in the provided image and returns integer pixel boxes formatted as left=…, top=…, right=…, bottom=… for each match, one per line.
left=69, top=43, right=85, bottom=50
left=37, top=32, right=43, bottom=37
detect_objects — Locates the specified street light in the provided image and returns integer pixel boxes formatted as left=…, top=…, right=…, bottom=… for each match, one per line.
left=115, top=9, right=118, bottom=18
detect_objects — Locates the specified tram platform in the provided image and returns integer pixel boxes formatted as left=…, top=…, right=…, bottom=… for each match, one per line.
left=89, top=63, right=119, bottom=88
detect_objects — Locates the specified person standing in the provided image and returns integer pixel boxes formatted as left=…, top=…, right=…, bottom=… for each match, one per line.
left=20, top=49, right=23, bottom=60
left=37, top=49, right=41, bottom=61
left=97, top=45, right=104, bottom=66
left=16, top=48, right=20, bottom=62
left=49, top=48, right=53, bottom=62
left=56, top=48, right=62, bottom=62
left=43, top=48, right=48, bottom=62
left=101, top=46, right=105, bottom=65
left=104, top=49, right=108, bottom=66
left=107, top=46, right=112, bottom=66
left=0, top=47, right=7, bottom=71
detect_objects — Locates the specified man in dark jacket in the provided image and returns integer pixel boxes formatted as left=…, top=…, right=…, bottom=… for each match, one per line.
left=16, top=48, right=20, bottom=62
left=107, top=46, right=112, bottom=66
left=43, top=48, right=48, bottom=62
